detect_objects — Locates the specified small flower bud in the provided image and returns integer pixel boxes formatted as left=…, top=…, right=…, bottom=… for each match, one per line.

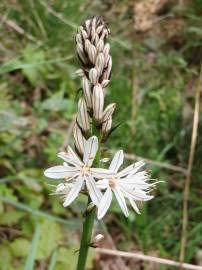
left=101, top=80, right=110, bottom=88
left=93, top=84, right=104, bottom=122
left=76, top=43, right=87, bottom=64
left=102, top=103, right=116, bottom=122
left=81, top=29, right=88, bottom=40
left=75, top=69, right=84, bottom=77
left=102, top=116, right=112, bottom=135
left=96, top=25, right=104, bottom=35
left=89, top=68, right=99, bottom=85
left=96, top=53, right=105, bottom=75
left=88, top=44, right=97, bottom=64
left=76, top=33, right=82, bottom=44
left=103, top=43, right=110, bottom=58
left=78, top=98, right=90, bottom=133
left=97, top=39, right=104, bottom=53
left=82, top=77, right=92, bottom=108
left=103, top=56, right=112, bottom=80
left=73, top=124, right=86, bottom=155
left=84, top=39, right=91, bottom=53
left=94, top=234, right=104, bottom=243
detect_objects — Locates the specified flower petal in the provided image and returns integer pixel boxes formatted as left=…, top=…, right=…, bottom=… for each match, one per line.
left=83, top=136, right=98, bottom=167
left=113, top=187, right=129, bottom=217
left=120, top=185, right=153, bottom=201
left=129, top=199, right=140, bottom=214
left=97, top=187, right=112, bottom=219
left=109, top=150, right=124, bottom=173
left=96, top=179, right=109, bottom=190
left=85, top=175, right=102, bottom=206
left=63, top=177, right=84, bottom=207
left=44, top=166, right=78, bottom=179
left=91, top=168, right=114, bottom=178
left=57, top=152, right=83, bottom=168
left=117, top=160, right=145, bottom=178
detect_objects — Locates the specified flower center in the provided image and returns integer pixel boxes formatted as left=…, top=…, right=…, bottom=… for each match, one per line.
left=81, top=165, right=90, bottom=175
left=109, top=177, right=118, bottom=188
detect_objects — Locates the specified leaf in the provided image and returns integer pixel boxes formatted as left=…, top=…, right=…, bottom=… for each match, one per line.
left=0, top=245, right=12, bottom=270
left=36, top=220, right=62, bottom=260
left=10, top=238, right=31, bottom=257
left=25, top=223, right=41, bottom=270
left=0, top=210, right=25, bottom=225
left=48, top=250, right=58, bottom=270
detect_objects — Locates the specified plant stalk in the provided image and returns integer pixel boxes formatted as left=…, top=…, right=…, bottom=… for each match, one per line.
left=76, top=202, right=96, bottom=270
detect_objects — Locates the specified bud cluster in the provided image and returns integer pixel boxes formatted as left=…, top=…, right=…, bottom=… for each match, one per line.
left=74, top=16, right=116, bottom=156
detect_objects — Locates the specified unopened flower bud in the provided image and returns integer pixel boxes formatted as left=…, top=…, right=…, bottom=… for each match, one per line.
left=103, top=43, right=110, bottom=58
left=81, top=29, right=88, bottom=40
left=88, top=44, right=97, bottom=64
left=82, top=77, right=92, bottom=108
left=101, top=80, right=110, bottom=88
left=75, top=69, right=84, bottom=77
left=76, top=43, right=87, bottom=64
left=102, top=116, right=112, bottom=135
left=96, top=25, right=104, bottom=35
left=102, top=103, right=116, bottom=122
left=97, top=39, right=104, bottom=53
left=76, top=33, right=82, bottom=44
left=93, top=84, right=104, bottom=122
left=73, top=124, right=86, bottom=155
left=94, top=234, right=104, bottom=243
left=89, top=68, right=99, bottom=85
left=103, top=56, right=112, bottom=80
left=96, top=53, right=105, bottom=75
left=78, top=98, right=90, bottom=133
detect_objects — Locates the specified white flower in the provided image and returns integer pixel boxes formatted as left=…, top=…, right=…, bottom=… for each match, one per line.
left=44, top=136, right=111, bottom=208
left=96, top=150, right=155, bottom=220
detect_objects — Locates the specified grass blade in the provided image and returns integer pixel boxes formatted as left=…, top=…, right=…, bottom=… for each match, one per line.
left=24, top=223, right=41, bottom=270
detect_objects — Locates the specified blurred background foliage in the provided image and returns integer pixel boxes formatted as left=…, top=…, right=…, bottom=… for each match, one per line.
left=0, top=0, right=202, bottom=269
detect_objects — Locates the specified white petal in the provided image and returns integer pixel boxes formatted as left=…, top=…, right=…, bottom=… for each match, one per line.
left=97, top=187, right=112, bottom=219
left=113, top=187, right=129, bottom=217
left=117, top=160, right=145, bottom=178
left=96, top=179, right=109, bottom=190
left=91, top=168, right=114, bottom=178
left=85, top=175, right=102, bottom=206
left=120, top=185, right=153, bottom=201
left=57, top=152, right=83, bottom=168
left=129, top=199, right=140, bottom=214
left=126, top=161, right=146, bottom=177
left=44, top=166, right=78, bottom=179
left=63, top=177, right=84, bottom=207
left=83, top=136, right=98, bottom=167
left=109, top=150, right=124, bottom=173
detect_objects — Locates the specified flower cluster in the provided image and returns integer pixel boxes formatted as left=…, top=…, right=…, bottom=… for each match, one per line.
left=44, top=16, right=157, bottom=220
left=44, top=136, right=155, bottom=219
left=74, top=16, right=115, bottom=156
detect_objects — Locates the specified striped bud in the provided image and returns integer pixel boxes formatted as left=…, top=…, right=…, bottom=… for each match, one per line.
left=73, top=124, right=86, bottom=155
left=101, top=80, right=110, bottom=88
left=97, top=39, right=104, bottom=53
left=85, top=40, right=91, bottom=53
left=75, top=69, right=84, bottom=77
left=89, top=68, right=99, bottom=85
left=81, top=29, right=88, bottom=40
left=88, top=44, right=97, bottom=64
left=78, top=98, right=90, bottom=133
left=93, top=84, right=104, bottom=122
left=102, top=103, right=116, bottom=122
left=76, top=33, right=82, bottom=44
left=103, top=43, right=110, bottom=58
left=103, top=56, right=112, bottom=80
left=76, top=43, right=86, bottom=64
left=102, top=116, right=112, bottom=135
left=96, top=53, right=105, bottom=74
left=96, top=25, right=104, bottom=35
left=82, top=77, right=92, bottom=108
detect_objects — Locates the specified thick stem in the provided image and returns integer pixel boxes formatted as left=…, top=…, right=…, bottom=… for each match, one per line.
left=76, top=202, right=96, bottom=270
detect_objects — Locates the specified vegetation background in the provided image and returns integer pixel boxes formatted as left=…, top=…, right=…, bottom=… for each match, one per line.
left=0, top=0, right=201, bottom=269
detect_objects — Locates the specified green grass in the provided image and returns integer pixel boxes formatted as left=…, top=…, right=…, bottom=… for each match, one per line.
left=0, top=0, right=201, bottom=269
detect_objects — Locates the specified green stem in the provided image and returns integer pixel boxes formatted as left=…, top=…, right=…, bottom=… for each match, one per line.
left=76, top=201, right=96, bottom=270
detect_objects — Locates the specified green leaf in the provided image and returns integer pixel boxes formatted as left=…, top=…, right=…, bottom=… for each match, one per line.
left=0, top=245, right=12, bottom=270
left=36, top=220, right=62, bottom=260
left=10, top=238, right=31, bottom=257
left=0, top=210, right=25, bottom=225
left=25, top=223, right=41, bottom=270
